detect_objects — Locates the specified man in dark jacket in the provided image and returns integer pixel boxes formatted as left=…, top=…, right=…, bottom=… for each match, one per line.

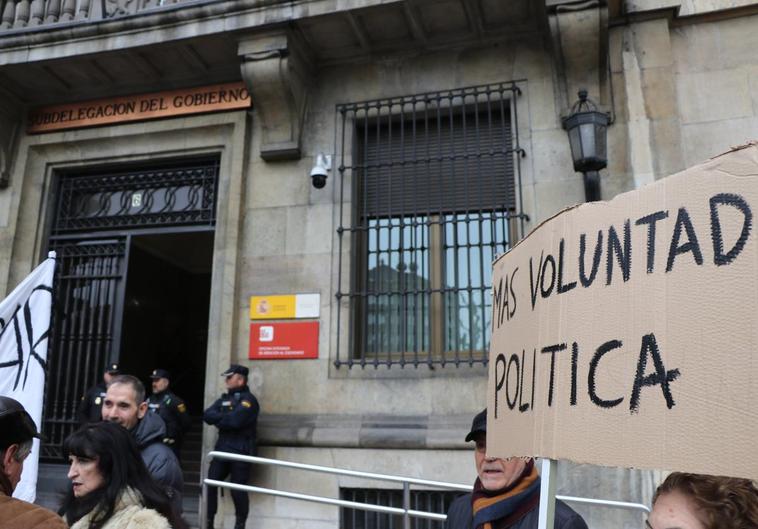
left=203, top=364, right=260, bottom=529
left=446, top=409, right=588, bottom=529
left=147, top=368, right=191, bottom=458
left=0, top=396, right=68, bottom=528
left=76, top=363, right=120, bottom=425
left=102, top=374, right=184, bottom=511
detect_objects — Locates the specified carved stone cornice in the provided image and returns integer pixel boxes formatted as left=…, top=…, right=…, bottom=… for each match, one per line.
left=238, top=29, right=313, bottom=161
left=0, top=89, right=23, bottom=189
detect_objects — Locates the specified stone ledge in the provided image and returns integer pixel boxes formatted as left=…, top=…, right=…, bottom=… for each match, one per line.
left=0, top=0, right=395, bottom=59
left=258, top=413, right=474, bottom=450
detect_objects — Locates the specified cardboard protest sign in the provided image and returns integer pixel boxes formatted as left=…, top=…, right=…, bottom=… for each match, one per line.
left=487, top=142, right=758, bottom=479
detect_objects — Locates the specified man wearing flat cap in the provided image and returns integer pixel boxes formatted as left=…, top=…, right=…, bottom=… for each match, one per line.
left=147, top=368, right=191, bottom=458
left=76, top=363, right=120, bottom=426
left=203, top=364, right=260, bottom=529
left=446, top=409, right=587, bottom=529
left=0, top=396, right=68, bottom=528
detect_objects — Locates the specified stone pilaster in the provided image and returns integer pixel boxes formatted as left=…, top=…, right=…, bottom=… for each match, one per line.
left=238, top=29, right=313, bottom=161
left=0, top=91, right=22, bottom=189
left=618, top=18, right=684, bottom=185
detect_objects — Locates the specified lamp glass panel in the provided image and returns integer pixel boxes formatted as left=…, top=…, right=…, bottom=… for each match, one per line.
left=579, top=122, right=596, bottom=158
left=595, top=124, right=607, bottom=159
left=568, top=127, right=582, bottom=164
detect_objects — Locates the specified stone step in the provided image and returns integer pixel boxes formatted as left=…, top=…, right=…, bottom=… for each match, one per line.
left=182, top=459, right=201, bottom=472
left=36, top=462, right=202, bottom=521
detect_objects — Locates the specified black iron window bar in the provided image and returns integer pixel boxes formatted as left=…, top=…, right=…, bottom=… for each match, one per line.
left=334, top=81, right=527, bottom=369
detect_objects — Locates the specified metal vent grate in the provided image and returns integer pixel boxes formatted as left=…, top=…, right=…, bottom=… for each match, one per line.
left=340, top=488, right=461, bottom=529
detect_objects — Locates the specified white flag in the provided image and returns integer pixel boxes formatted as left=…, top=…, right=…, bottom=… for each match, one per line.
left=0, top=251, right=56, bottom=502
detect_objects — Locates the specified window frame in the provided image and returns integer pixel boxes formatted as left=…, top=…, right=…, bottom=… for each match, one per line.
left=334, top=82, right=527, bottom=369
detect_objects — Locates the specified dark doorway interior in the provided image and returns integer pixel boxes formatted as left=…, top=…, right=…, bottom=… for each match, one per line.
left=119, top=230, right=214, bottom=412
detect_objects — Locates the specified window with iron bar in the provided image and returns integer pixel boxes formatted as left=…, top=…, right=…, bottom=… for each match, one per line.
left=340, top=488, right=462, bottom=529
left=334, top=82, right=526, bottom=369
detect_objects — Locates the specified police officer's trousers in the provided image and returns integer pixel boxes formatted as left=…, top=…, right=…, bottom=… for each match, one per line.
left=207, top=458, right=251, bottom=522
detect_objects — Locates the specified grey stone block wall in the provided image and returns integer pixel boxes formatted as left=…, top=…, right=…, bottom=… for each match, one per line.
left=3, top=3, right=757, bottom=527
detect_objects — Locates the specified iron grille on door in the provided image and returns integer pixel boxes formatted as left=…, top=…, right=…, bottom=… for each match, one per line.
left=52, top=159, right=219, bottom=233
left=43, top=238, right=127, bottom=458
left=334, top=82, right=527, bottom=368
left=43, top=157, right=220, bottom=459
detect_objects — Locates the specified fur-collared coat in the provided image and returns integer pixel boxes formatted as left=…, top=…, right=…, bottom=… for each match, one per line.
left=69, top=488, right=170, bottom=529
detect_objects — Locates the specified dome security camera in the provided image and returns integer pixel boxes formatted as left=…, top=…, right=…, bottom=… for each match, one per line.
left=310, top=154, right=331, bottom=189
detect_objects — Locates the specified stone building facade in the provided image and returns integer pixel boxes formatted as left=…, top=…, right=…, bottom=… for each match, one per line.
left=0, top=0, right=756, bottom=527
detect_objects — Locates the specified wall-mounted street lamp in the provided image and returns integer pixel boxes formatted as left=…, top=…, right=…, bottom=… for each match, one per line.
left=562, top=89, right=609, bottom=202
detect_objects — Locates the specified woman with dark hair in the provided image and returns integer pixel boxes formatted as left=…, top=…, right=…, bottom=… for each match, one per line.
left=648, top=471, right=758, bottom=529
left=59, top=422, right=188, bottom=529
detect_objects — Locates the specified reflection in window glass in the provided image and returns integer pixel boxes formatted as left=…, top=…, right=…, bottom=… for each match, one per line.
left=443, top=212, right=507, bottom=354
left=365, top=217, right=429, bottom=354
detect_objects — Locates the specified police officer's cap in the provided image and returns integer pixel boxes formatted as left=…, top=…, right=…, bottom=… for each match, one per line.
left=105, top=363, right=120, bottom=375
left=464, top=408, right=487, bottom=442
left=220, top=364, right=249, bottom=378
left=150, top=368, right=171, bottom=380
left=0, top=396, right=43, bottom=448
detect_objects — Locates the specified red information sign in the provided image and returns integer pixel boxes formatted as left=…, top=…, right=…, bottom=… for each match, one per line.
left=248, top=321, right=319, bottom=360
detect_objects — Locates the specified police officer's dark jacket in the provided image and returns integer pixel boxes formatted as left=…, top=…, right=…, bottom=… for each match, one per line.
left=76, top=383, right=107, bottom=424
left=131, top=411, right=184, bottom=508
left=203, top=385, right=259, bottom=454
left=147, top=390, right=191, bottom=441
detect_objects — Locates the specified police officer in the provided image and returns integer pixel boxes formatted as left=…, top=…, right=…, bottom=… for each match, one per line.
left=147, top=368, right=191, bottom=458
left=203, top=364, right=259, bottom=529
left=76, top=363, right=120, bottom=425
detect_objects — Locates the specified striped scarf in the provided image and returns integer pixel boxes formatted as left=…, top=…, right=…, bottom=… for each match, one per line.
left=471, top=460, right=541, bottom=529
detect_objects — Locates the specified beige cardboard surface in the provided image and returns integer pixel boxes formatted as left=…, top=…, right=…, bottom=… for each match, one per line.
left=487, top=142, right=758, bottom=479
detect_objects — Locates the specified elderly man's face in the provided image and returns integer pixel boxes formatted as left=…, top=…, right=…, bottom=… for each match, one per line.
left=473, top=433, right=526, bottom=491
left=2, top=443, right=30, bottom=491
left=102, top=382, right=146, bottom=429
